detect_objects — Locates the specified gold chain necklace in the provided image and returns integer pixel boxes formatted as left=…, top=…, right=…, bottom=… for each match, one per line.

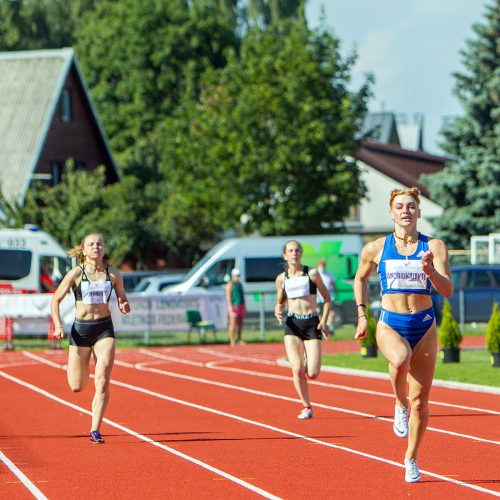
left=393, top=232, right=419, bottom=246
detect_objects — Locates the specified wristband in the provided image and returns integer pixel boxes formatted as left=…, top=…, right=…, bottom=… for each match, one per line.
left=358, top=314, right=366, bottom=319
left=425, top=268, right=437, bottom=278
left=356, top=303, right=366, bottom=308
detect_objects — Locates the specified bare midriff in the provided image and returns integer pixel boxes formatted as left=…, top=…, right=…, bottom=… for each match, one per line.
left=381, top=293, right=433, bottom=314
left=286, top=294, right=317, bottom=315
left=75, top=303, right=111, bottom=321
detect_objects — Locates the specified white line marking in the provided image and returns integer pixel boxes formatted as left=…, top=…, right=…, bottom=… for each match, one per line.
left=9, top=355, right=500, bottom=498
left=0, top=368, right=280, bottom=500
left=0, top=450, right=48, bottom=499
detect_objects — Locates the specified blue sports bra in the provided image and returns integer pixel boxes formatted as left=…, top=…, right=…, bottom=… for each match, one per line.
left=73, top=264, right=113, bottom=304
left=378, top=233, right=432, bottom=296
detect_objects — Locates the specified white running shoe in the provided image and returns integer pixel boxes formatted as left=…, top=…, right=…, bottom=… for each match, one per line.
left=298, top=407, right=313, bottom=420
left=404, top=459, right=421, bottom=483
left=393, top=405, right=409, bottom=438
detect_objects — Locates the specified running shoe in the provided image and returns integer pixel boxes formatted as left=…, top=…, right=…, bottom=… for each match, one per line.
left=404, top=458, right=421, bottom=483
left=298, top=407, right=313, bottom=420
left=90, top=430, right=105, bottom=444
left=393, top=404, right=409, bottom=438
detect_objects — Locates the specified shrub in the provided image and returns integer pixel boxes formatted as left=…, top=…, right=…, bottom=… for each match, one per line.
left=485, top=303, right=500, bottom=352
left=360, top=303, right=377, bottom=346
left=438, top=299, right=462, bottom=349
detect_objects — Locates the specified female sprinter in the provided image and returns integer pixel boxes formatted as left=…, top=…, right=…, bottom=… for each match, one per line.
left=275, top=240, right=331, bottom=419
left=354, top=187, right=453, bottom=482
left=51, top=232, right=130, bottom=444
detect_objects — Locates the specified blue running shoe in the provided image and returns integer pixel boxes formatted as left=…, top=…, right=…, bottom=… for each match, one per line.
left=90, top=430, right=105, bottom=444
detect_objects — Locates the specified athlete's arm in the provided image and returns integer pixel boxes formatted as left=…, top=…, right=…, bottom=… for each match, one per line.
left=274, top=273, right=286, bottom=325
left=111, top=269, right=131, bottom=314
left=354, top=240, right=380, bottom=340
left=50, top=267, right=80, bottom=339
left=422, top=238, right=453, bottom=298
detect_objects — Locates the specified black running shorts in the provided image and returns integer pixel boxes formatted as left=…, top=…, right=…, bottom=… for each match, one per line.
left=70, top=316, right=115, bottom=347
left=284, top=315, right=322, bottom=341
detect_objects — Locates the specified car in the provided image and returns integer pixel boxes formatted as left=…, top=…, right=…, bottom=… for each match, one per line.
left=121, top=271, right=160, bottom=292
left=132, top=273, right=186, bottom=294
left=432, top=264, right=500, bottom=324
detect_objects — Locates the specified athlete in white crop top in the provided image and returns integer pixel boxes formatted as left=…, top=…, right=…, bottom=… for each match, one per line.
left=275, top=240, right=331, bottom=420
left=51, top=232, right=130, bottom=444
left=353, top=187, right=453, bottom=483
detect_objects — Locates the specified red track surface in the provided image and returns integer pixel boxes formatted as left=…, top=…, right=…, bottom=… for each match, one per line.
left=1, top=341, right=499, bottom=499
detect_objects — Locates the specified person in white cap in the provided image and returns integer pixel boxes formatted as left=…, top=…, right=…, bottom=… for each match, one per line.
left=226, top=268, right=246, bottom=345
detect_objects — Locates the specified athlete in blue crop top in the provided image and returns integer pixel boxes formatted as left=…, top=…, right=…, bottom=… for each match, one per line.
left=353, top=187, right=453, bottom=483
left=275, top=240, right=331, bottom=420
left=51, top=232, right=130, bottom=444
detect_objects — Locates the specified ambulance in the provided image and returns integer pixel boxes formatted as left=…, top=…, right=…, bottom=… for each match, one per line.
left=0, top=225, right=69, bottom=294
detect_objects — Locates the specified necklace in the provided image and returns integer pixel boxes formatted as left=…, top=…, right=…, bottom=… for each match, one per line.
left=394, top=231, right=419, bottom=246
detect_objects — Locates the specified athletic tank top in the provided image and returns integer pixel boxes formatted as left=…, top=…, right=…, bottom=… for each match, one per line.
left=378, top=233, right=432, bottom=295
left=230, top=280, right=245, bottom=305
left=73, top=264, right=113, bottom=304
left=283, top=266, right=317, bottom=299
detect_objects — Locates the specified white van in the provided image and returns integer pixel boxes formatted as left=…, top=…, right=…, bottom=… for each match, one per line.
left=162, top=234, right=364, bottom=323
left=0, top=226, right=69, bottom=294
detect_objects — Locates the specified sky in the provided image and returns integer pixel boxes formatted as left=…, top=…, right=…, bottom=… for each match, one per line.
left=305, top=0, right=489, bottom=155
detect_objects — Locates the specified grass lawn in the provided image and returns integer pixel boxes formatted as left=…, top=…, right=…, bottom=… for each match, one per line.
left=323, top=350, right=500, bottom=388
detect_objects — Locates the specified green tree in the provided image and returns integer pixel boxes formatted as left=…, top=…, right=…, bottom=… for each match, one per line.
left=75, top=0, right=239, bottom=173
left=245, top=0, right=303, bottom=26
left=157, top=19, right=371, bottom=251
left=0, top=0, right=97, bottom=50
left=485, top=303, right=500, bottom=353
left=438, top=299, right=463, bottom=349
left=422, top=0, right=500, bottom=249
left=17, top=164, right=163, bottom=266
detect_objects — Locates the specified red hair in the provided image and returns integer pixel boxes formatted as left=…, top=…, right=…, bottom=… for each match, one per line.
left=389, top=187, right=421, bottom=208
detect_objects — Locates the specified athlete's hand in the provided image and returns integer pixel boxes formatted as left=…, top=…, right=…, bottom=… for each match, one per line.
left=318, top=321, right=330, bottom=340
left=275, top=304, right=283, bottom=325
left=118, top=297, right=131, bottom=314
left=421, top=249, right=434, bottom=275
left=53, top=325, right=65, bottom=340
left=354, top=316, right=367, bottom=340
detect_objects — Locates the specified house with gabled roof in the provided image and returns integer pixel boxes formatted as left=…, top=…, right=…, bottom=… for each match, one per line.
left=348, top=112, right=448, bottom=238
left=0, top=48, right=119, bottom=207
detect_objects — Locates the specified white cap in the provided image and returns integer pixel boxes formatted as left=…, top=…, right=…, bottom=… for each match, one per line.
left=231, top=268, right=241, bottom=276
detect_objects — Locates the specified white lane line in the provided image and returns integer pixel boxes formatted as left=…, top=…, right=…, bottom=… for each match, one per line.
left=134, top=356, right=500, bottom=446
left=140, top=349, right=500, bottom=420
left=10, top=355, right=500, bottom=498
left=188, top=348, right=500, bottom=414
left=0, top=450, right=47, bottom=499
left=0, top=368, right=280, bottom=500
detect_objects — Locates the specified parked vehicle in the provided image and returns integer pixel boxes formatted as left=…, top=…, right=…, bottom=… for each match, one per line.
left=0, top=226, right=69, bottom=294
left=162, top=234, right=364, bottom=323
left=121, top=271, right=160, bottom=292
left=432, top=264, right=500, bottom=324
left=132, top=273, right=186, bottom=294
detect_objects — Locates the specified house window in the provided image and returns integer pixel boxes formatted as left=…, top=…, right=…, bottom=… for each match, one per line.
left=51, top=162, right=64, bottom=186
left=60, top=89, right=72, bottom=122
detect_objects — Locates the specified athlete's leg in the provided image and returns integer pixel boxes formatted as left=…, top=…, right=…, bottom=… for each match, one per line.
left=67, top=345, right=92, bottom=392
left=376, top=323, right=412, bottom=408
left=228, top=315, right=237, bottom=346
left=236, top=316, right=244, bottom=343
left=284, top=335, right=310, bottom=406
left=303, top=339, right=322, bottom=379
left=90, top=337, right=115, bottom=432
left=406, top=323, right=437, bottom=460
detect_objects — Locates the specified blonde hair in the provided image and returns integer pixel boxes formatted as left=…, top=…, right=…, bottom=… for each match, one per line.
left=67, top=233, right=104, bottom=265
left=389, top=187, right=421, bottom=208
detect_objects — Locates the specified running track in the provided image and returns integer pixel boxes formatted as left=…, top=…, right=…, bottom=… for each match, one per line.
left=1, top=341, right=499, bottom=499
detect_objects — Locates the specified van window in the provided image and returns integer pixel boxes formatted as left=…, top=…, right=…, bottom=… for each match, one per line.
left=200, top=259, right=235, bottom=287
left=40, top=256, right=68, bottom=292
left=245, top=257, right=284, bottom=282
left=0, top=249, right=32, bottom=280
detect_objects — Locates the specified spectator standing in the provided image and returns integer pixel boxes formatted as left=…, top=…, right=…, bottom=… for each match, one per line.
left=226, top=268, right=246, bottom=346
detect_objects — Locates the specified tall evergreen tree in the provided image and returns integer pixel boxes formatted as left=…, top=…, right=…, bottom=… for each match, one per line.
left=422, top=0, right=500, bottom=249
